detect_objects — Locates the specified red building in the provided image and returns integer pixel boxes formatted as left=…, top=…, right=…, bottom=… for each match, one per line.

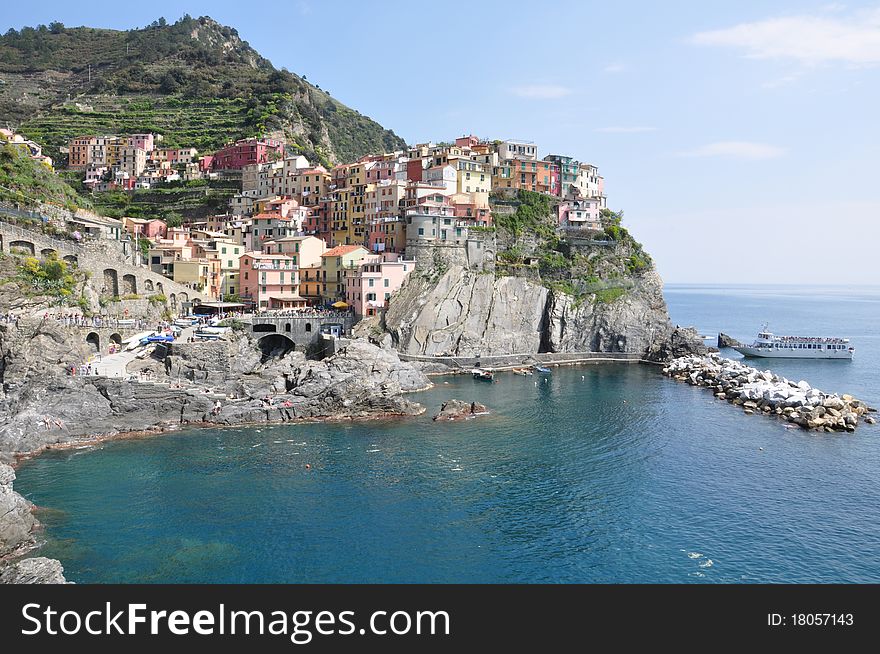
left=211, top=138, right=284, bottom=171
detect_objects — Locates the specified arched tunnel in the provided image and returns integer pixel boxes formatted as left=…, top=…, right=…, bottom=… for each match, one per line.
left=257, top=334, right=296, bottom=362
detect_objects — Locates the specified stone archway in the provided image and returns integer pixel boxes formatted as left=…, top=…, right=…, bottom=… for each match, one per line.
left=156, top=282, right=164, bottom=295
left=144, top=279, right=154, bottom=292
left=40, top=248, right=57, bottom=259
left=169, top=293, right=177, bottom=309
left=86, top=332, right=100, bottom=353
left=122, top=273, right=137, bottom=295
left=178, top=292, right=189, bottom=303
left=257, top=334, right=296, bottom=361
left=10, top=240, right=35, bottom=255
left=63, top=254, right=78, bottom=265
left=103, top=269, right=119, bottom=296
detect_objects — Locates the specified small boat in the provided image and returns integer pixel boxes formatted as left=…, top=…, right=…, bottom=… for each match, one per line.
left=732, top=324, right=854, bottom=360
left=512, top=367, right=533, bottom=376
left=533, top=365, right=552, bottom=374
left=145, top=334, right=174, bottom=343
left=472, top=368, right=495, bottom=382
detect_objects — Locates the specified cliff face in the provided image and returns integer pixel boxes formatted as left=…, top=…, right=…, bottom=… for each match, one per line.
left=383, top=191, right=704, bottom=361
left=384, top=269, right=548, bottom=356
left=384, top=265, right=685, bottom=359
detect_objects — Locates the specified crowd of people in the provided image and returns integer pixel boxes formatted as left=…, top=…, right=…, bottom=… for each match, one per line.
left=252, top=307, right=352, bottom=319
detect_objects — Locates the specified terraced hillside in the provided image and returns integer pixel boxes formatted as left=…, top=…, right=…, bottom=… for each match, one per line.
left=0, top=16, right=406, bottom=165
left=20, top=96, right=255, bottom=156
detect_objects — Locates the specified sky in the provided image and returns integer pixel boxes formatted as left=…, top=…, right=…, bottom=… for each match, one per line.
left=3, top=1, right=879, bottom=284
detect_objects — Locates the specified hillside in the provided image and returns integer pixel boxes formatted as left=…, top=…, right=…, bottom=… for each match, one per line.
left=0, top=141, right=88, bottom=210
left=0, top=16, right=406, bottom=165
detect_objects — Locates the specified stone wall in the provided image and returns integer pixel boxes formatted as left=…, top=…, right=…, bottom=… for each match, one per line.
left=248, top=315, right=357, bottom=351
left=0, top=220, right=211, bottom=315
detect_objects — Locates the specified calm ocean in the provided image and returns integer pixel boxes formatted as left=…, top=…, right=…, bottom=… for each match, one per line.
left=14, top=285, right=880, bottom=583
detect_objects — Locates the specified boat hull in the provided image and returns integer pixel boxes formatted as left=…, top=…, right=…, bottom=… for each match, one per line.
left=733, top=346, right=853, bottom=360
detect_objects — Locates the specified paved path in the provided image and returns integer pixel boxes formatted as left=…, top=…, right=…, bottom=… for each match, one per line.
left=91, top=325, right=196, bottom=380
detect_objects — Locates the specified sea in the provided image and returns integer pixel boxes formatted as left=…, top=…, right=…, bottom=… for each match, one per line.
left=13, top=284, right=880, bottom=583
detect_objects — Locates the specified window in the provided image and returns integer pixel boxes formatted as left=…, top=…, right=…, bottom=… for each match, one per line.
left=384, top=278, right=389, bottom=287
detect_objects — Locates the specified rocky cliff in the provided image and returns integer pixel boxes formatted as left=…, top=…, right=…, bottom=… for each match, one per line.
left=384, top=192, right=704, bottom=361
left=0, top=463, right=67, bottom=583
left=0, top=326, right=430, bottom=462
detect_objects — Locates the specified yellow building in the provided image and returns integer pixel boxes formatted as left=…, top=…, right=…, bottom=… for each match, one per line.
left=320, top=245, right=369, bottom=300
left=299, top=263, right=322, bottom=303
left=172, top=258, right=221, bottom=299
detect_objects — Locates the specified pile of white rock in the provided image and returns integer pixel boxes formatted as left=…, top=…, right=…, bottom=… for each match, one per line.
left=663, top=353, right=877, bottom=432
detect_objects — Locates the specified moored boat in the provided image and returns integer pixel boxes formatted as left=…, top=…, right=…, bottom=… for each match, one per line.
left=472, top=368, right=495, bottom=382
left=732, top=324, right=854, bottom=360
left=533, top=365, right=552, bottom=374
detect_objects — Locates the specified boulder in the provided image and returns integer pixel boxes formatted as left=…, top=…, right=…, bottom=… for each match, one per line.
left=433, top=400, right=490, bottom=421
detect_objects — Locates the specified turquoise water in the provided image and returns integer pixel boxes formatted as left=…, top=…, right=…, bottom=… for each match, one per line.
left=14, top=285, right=880, bottom=583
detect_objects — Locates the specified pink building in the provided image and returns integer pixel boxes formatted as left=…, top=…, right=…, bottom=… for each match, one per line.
left=123, top=217, right=167, bottom=239
left=128, top=133, right=155, bottom=152
left=558, top=198, right=602, bottom=230
left=344, top=253, right=416, bottom=318
left=239, top=251, right=306, bottom=309
left=212, top=138, right=284, bottom=171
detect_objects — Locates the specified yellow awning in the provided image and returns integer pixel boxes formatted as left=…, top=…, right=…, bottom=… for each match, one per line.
left=331, top=301, right=349, bottom=308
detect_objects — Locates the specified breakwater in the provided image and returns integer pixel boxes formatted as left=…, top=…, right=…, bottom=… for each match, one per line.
left=663, top=354, right=877, bottom=432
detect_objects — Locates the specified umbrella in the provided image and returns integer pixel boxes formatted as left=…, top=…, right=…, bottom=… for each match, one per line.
left=331, top=301, right=348, bottom=309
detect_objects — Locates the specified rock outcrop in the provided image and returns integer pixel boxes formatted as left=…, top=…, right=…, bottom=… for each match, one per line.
left=0, top=462, right=67, bottom=583
left=433, top=400, right=489, bottom=421
left=717, top=332, right=743, bottom=348
left=0, top=328, right=431, bottom=463
left=0, top=557, right=67, bottom=584
left=384, top=265, right=704, bottom=361
left=0, top=464, right=36, bottom=558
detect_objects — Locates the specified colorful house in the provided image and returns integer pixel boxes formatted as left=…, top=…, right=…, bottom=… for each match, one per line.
left=344, top=253, right=416, bottom=318
left=320, top=245, right=369, bottom=301
left=239, top=251, right=306, bottom=309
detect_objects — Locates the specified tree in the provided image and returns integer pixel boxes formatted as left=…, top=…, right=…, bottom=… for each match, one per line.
left=48, top=21, right=65, bottom=34
left=158, top=17, right=168, bottom=27
left=164, top=212, right=183, bottom=228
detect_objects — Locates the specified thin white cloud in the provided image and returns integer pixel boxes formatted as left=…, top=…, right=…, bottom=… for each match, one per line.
left=595, top=126, right=657, bottom=133
left=602, top=63, right=628, bottom=74
left=691, top=9, right=880, bottom=65
left=509, top=85, right=572, bottom=99
left=297, top=1, right=312, bottom=15
left=679, top=141, right=786, bottom=160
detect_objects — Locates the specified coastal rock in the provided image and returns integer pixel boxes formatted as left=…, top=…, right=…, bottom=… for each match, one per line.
left=0, top=328, right=431, bottom=462
left=662, top=353, right=872, bottom=432
left=717, top=332, right=743, bottom=348
left=0, top=463, right=36, bottom=558
left=384, top=265, right=706, bottom=361
left=433, top=399, right=490, bottom=421
left=0, top=557, right=68, bottom=584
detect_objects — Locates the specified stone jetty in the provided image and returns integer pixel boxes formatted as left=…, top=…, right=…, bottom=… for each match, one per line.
left=663, top=354, right=876, bottom=432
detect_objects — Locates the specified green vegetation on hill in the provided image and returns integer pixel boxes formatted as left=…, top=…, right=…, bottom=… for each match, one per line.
left=0, top=16, right=406, bottom=164
left=492, top=191, right=653, bottom=306
left=0, top=142, right=89, bottom=210
left=90, top=179, right=238, bottom=220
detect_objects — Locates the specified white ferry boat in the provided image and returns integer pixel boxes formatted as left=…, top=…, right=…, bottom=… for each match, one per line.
left=732, top=325, right=854, bottom=360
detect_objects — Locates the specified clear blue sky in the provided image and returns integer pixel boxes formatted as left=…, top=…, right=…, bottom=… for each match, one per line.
left=4, top=1, right=879, bottom=284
